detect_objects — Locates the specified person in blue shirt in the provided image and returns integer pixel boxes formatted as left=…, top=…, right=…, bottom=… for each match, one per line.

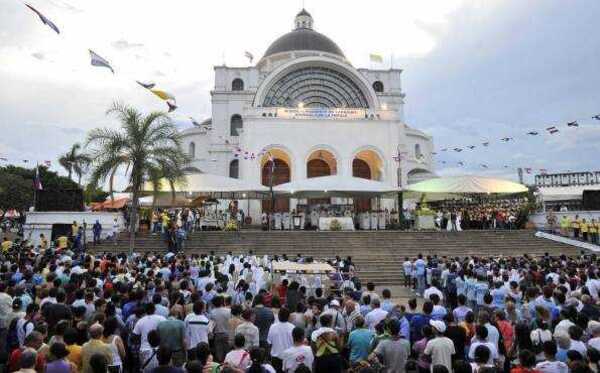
left=347, top=315, right=374, bottom=364
left=490, top=281, right=507, bottom=310
left=92, top=220, right=102, bottom=245
left=414, top=254, right=426, bottom=296
left=409, top=301, right=433, bottom=344
left=381, top=289, right=394, bottom=313
left=474, top=275, right=490, bottom=312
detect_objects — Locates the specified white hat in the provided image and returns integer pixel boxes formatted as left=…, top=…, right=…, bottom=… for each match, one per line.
left=330, top=299, right=340, bottom=307
left=429, top=319, right=446, bottom=333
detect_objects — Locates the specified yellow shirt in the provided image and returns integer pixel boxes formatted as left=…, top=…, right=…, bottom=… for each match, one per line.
left=57, top=236, right=69, bottom=249
left=1, top=240, right=12, bottom=252
left=71, top=224, right=79, bottom=236
left=581, top=223, right=588, bottom=233
left=590, top=224, right=598, bottom=233
left=572, top=219, right=580, bottom=228
left=67, top=344, right=83, bottom=372
left=560, top=218, right=571, bottom=229
left=40, top=237, right=48, bottom=250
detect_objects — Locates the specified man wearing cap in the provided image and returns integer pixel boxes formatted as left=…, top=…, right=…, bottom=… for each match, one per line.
left=424, top=320, right=455, bottom=372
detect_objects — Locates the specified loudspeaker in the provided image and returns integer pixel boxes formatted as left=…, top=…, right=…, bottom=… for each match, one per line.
left=583, top=190, right=600, bottom=210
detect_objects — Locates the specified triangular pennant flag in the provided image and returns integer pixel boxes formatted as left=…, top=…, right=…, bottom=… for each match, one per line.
left=25, top=3, right=60, bottom=34
left=166, top=100, right=177, bottom=113
left=136, top=81, right=155, bottom=89
left=89, top=50, right=114, bottom=73
left=150, top=89, right=175, bottom=102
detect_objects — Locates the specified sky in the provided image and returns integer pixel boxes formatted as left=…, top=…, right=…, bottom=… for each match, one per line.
left=1, top=0, right=599, bottom=188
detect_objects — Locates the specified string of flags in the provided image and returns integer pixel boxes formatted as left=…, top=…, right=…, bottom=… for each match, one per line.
left=0, top=157, right=52, bottom=167
left=436, top=114, right=600, bottom=154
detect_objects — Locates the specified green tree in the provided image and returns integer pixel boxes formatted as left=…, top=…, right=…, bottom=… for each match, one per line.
left=58, top=143, right=91, bottom=186
left=86, top=102, right=188, bottom=255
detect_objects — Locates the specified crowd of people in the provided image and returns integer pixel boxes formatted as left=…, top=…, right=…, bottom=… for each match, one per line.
left=431, top=199, right=528, bottom=231
left=400, top=251, right=600, bottom=373
left=551, top=214, right=600, bottom=246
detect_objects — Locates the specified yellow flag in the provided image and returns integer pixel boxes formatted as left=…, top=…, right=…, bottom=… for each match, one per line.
left=369, top=53, right=383, bottom=63
left=150, top=89, right=175, bottom=101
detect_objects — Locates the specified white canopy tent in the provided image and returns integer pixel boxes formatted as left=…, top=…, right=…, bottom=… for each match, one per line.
left=405, top=175, right=528, bottom=195
left=143, top=173, right=269, bottom=199
left=273, top=175, right=398, bottom=198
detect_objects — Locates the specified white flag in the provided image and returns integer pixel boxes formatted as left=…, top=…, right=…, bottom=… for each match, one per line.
left=89, top=50, right=114, bottom=73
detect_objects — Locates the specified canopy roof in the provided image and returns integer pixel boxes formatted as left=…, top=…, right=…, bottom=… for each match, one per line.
left=537, top=184, right=600, bottom=202
left=273, top=175, right=397, bottom=198
left=405, top=175, right=528, bottom=194
left=143, top=173, right=269, bottom=199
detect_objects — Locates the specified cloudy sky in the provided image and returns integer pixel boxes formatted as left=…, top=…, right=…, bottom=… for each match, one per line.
left=1, top=0, right=599, bottom=187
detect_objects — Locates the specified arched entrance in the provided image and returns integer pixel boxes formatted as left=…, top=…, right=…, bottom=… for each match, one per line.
left=352, top=149, right=384, bottom=212
left=261, top=149, right=291, bottom=213
left=306, top=149, right=337, bottom=206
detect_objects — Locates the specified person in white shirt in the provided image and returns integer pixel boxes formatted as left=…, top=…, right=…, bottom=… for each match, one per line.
left=17, top=303, right=38, bottom=347
left=282, top=327, right=314, bottom=373
left=425, top=320, right=455, bottom=373
left=224, top=334, right=251, bottom=370
left=184, top=300, right=210, bottom=359
left=468, top=325, right=498, bottom=365
left=236, top=309, right=260, bottom=349
left=267, top=308, right=295, bottom=373
left=152, top=294, right=169, bottom=318
left=535, top=341, right=568, bottom=373
left=365, top=299, right=388, bottom=331
left=424, top=283, right=444, bottom=302
left=133, top=303, right=166, bottom=352
left=588, top=321, right=600, bottom=351
left=402, top=258, right=413, bottom=288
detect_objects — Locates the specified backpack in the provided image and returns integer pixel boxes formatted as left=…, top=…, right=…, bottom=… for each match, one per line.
left=7, top=318, right=32, bottom=351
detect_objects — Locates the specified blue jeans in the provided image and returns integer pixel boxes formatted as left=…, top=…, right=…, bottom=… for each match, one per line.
left=416, top=275, right=425, bottom=295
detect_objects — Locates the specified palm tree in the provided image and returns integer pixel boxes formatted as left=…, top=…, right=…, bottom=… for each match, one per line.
left=58, top=143, right=91, bottom=185
left=86, top=102, right=188, bottom=255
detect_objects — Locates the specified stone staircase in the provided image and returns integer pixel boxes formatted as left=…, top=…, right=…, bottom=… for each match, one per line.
left=91, top=230, right=580, bottom=286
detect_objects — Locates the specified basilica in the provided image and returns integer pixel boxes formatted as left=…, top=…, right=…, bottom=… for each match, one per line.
left=180, top=9, right=435, bottom=223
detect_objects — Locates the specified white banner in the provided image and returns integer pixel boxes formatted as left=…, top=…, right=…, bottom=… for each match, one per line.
left=276, top=107, right=366, bottom=120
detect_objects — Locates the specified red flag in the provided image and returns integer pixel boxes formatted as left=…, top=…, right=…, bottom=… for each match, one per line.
left=33, top=166, right=43, bottom=190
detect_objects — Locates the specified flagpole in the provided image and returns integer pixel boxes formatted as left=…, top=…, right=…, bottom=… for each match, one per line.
left=33, top=163, right=38, bottom=211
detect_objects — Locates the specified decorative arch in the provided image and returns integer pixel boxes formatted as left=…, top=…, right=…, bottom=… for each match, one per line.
left=407, top=168, right=435, bottom=185
left=232, top=78, right=244, bottom=91
left=351, top=147, right=385, bottom=212
left=188, top=142, right=196, bottom=159
left=230, top=114, right=243, bottom=136
left=229, top=159, right=239, bottom=179
left=372, top=81, right=384, bottom=93
left=253, top=56, right=379, bottom=109
left=260, top=147, right=292, bottom=213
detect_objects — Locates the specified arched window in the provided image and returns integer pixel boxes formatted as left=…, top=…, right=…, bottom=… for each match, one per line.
left=415, top=144, right=422, bottom=159
left=230, top=114, right=243, bottom=136
left=188, top=142, right=196, bottom=159
left=232, top=78, right=244, bottom=91
left=372, top=81, right=384, bottom=93
left=229, top=159, right=239, bottom=179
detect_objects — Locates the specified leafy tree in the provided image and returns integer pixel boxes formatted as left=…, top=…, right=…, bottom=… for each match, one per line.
left=58, top=143, right=91, bottom=186
left=86, top=102, right=188, bottom=255
left=0, top=165, right=82, bottom=212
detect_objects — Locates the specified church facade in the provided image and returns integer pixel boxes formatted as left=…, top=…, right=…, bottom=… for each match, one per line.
left=180, top=10, right=434, bottom=222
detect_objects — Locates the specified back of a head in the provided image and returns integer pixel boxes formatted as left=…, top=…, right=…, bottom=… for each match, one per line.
left=432, top=365, right=450, bottom=373
left=186, top=360, right=203, bottom=373
left=234, top=333, right=246, bottom=349
left=278, top=307, right=290, bottom=323
left=20, top=349, right=37, bottom=370
left=292, top=327, right=305, bottom=344
left=89, top=353, right=108, bottom=373
left=518, top=349, right=536, bottom=368
left=474, top=345, right=491, bottom=364
left=157, top=344, right=172, bottom=365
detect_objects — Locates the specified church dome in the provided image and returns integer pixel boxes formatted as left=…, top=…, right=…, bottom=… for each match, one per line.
left=263, top=10, right=345, bottom=59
